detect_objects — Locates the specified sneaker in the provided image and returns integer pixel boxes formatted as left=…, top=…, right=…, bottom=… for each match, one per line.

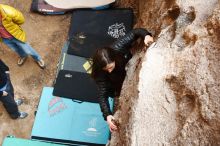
left=18, top=112, right=28, bottom=119
left=15, top=98, right=23, bottom=106
left=37, top=59, right=45, bottom=69
left=17, top=57, right=27, bottom=66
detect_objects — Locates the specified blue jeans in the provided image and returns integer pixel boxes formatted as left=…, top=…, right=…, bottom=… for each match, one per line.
left=2, top=38, right=41, bottom=61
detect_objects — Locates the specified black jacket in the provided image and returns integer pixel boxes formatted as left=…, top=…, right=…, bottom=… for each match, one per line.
left=96, top=28, right=151, bottom=120
left=0, top=59, right=9, bottom=97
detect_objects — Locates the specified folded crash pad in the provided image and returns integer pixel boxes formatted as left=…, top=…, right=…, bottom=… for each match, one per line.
left=58, top=53, right=92, bottom=74
left=31, top=87, right=113, bottom=146
left=53, top=70, right=98, bottom=102
left=2, top=137, right=64, bottom=146
left=44, top=0, right=115, bottom=9
left=67, top=9, right=133, bottom=58
left=57, top=42, right=92, bottom=74
left=31, top=0, right=66, bottom=15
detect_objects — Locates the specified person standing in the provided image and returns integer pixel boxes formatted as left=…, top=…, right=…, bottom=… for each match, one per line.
left=0, top=59, right=28, bottom=119
left=0, top=4, right=45, bottom=69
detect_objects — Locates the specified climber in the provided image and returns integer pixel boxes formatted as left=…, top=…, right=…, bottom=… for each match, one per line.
left=91, top=28, right=154, bottom=132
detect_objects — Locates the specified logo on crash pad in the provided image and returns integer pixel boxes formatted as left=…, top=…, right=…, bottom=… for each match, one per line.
left=87, top=118, right=98, bottom=132
left=48, top=96, right=67, bottom=117
left=83, top=118, right=101, bottom=137
left=108, top=23, right=126, bottom=38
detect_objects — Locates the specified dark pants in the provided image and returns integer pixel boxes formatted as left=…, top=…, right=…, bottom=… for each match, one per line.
left=0, top=74, right=20, bottom=119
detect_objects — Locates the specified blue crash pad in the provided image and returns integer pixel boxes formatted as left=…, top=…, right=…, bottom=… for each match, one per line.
left=31, top=87, right=113, bottom=145
left=2, top=137, right=64, bottom=146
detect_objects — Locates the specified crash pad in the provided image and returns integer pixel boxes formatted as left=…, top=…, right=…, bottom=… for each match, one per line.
left=57, top=42, right=92, bottom=74
left=67, top=9, right=133, bottom=58
left=44, top=0, right=115, bottom=9
left=31, top=87, right=113, bottom=145
left=53, top=70, right=98, bottom=102
left=2, top=137, right=64, bottom=146
left=31, top=0, right=66, bottom=14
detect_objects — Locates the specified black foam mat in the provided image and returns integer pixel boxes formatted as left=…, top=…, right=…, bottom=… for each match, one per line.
left=67, top=9, right=134, bottom=58
left=53, top=70, right=98, bottom=103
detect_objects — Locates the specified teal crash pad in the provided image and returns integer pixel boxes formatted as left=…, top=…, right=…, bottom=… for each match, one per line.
left=31, top=87, right=113, bottom=145
left=2, top=137, right=64, bottom=146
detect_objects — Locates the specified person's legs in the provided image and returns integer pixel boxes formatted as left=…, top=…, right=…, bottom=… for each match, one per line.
left=2, top=38, right=28, bottom=65
left=14, top=39, right=45, bottom=68
left=2, top=38, right=27, bottom=58
left=6, top=74, right=14, bottom=98
left=0, top=81, right=20, bottom=119
left=13, top=39, right=42, bottom=61
left=0, top=76, right=28, bottom=119
left=4, top=38, right=45, bottom=68
left=6, top=74, right=23, bottom=106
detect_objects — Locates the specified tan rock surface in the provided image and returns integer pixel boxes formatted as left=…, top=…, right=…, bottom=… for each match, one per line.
left=110, top=0, right=220, bottom=145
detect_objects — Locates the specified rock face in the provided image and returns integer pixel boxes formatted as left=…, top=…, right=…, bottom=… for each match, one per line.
left=110, top=0, right=220, bottom=145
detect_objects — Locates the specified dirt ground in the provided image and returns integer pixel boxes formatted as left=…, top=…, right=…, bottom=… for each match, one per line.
left=0, top=0, right=70, bottom=144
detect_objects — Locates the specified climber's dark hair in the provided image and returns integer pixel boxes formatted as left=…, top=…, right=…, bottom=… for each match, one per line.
left=91, top=47, right=116, bottom=79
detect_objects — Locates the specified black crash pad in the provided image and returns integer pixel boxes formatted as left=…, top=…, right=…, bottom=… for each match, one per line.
left=53, top=70, right=98, bottom=103
left=67, top=9, right=133, bottom=58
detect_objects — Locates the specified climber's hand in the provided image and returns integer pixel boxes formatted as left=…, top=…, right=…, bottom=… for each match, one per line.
left=3, top=91, right=8, bottom=96
left=107, top=115, right=118, bottom=132
left=144, top=35, right=154, bottom=46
